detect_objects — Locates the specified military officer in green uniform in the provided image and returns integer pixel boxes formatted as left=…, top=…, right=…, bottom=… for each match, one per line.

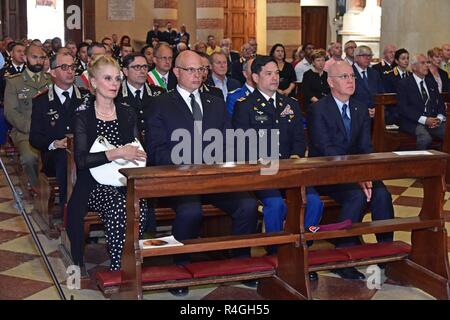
left=4, top=44, right=51, bottom=192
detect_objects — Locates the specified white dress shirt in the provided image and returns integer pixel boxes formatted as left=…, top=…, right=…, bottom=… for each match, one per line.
left=49, top=85, right=74, bottom=150
left=413, top=73, right=444, bottom=125
left=127, top=82, right=144, bottom=99
left=177, top=85, right=203, bottom=114
left=294, top=58, right=313, bottom=83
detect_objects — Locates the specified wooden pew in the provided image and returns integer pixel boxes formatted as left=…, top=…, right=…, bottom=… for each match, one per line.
left=31, top=160, right=61, bottom=239
left=373, top=92, right=450, bottom=153
left=112, top=151, right=450, bottom=300
left=372, top=92, right=450, bottom=188
left=58, top=135, right=234, bottom=269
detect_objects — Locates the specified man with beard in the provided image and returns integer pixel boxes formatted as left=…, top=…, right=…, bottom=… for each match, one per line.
left=4, top=44, right=51, bottom=194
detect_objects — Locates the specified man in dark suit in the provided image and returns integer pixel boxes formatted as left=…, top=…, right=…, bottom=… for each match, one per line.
left=176, top=24, right=190, bottom=47
left=308, top=61, right=394, bottom=280
left=145, top=50, right=258, bottom=296
left=146, top=23, right=162, bottom=46
left=373, top=44, right=396, bottom=76
left=397, top=54, right=446, bottom=150
left=206, top=52, right=241, bottom=101
left=232, top=43, right=254, bottom=85
left=116, top=53, right=165, bottom=139
left=352, top=45, right=384, bottom=119
left=0, top=42, right=26, bottom=105
left=148, top=42, right=177, bottom=91
left=161, top=22, right=178, bottom=47
left=30, top=53, right=86, bottom=206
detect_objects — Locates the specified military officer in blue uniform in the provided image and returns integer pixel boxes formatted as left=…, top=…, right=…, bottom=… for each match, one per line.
left=233, top=56, right=324, bottom=275
left=226, top=58, right=255, bottom=116
left=30, top=53, right=88, bottom=206
left=382, top=49, right=411, bottom=125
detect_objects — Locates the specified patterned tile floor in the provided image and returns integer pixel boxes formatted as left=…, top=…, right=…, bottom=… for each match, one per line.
left=0, top=157, right=449, bottom=300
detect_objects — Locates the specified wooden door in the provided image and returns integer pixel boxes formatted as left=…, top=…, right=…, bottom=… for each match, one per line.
left=2, top=0, right=27, bottom=40
left=224, top=0, right=256, bottom=51
left=301, top=6, right=328, bottom=50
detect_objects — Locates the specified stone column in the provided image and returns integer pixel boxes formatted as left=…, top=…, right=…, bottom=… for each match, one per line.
left=381, top=0, right=450, bottom=56
left=196, top=0, right=225, bottom=44
left=266, top=0, right=301, bottom=58
left=154, top=0, right=179, bottom=28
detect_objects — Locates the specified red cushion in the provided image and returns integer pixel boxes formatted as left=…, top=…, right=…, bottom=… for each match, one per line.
left=308, top=249, right=350, bottom=265
left=141, top=265, right=192, bottom=283
left=185, top=257, right=275, bottom=278
left=338, top=241, right=411, bottom=260
left=96, top=265, right=192, bottom=289
left=96, top=270, right=122, bottom=288
left=263, top=249, right=349, bottom=268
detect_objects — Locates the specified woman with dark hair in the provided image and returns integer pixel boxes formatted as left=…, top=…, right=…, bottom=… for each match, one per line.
left=302, top=49, right=330, bottom=109
left=120, top=35, right=131, bottom=46
left=67, top=55, right=150, bottom=272
left=141, top=45, right=155, bottom=69
left=383, top=48, right=410, bottom=93
left=427, top=47, right=449, bottom=93
left=269, top=43, right=296, bottom=97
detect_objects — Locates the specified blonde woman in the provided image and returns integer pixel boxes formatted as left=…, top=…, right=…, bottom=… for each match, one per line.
left=67, top=55, right=150, bottom=271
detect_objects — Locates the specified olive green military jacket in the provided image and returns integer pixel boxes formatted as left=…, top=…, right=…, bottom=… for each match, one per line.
left=4, top=70, right=51, bottom=143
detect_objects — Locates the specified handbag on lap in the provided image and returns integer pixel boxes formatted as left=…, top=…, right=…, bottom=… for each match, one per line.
left=89, top=136, right=146, bottom=187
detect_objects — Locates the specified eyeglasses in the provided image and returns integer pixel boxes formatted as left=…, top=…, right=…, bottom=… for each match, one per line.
left=155, top=56, right=173, bottom=62
left=176, top=66, right=207, bottom=75
left=52, top=64, right=77, bottom=71
left=128, top=64, right=149, bottom=71
left=329, top=74, right=357, bottom=80
left=357, top=54, right=373, bottom=58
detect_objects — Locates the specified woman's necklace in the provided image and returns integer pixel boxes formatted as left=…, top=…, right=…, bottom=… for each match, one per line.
left=95, top=102, right=116, bottom=118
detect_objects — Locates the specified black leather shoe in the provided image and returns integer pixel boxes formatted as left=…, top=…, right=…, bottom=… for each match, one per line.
left=309, top=272, right=318, bottom=281
left=242, top=280, right=259, bottom=288
left=331, top=267, right=365, bottom=280
left=168, top=287, right=189, bottom=297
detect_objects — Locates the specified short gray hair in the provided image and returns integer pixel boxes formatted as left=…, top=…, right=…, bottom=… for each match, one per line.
left=354, top=45, right=373, bottom=57
left=410, top=53, right=426, bottom=66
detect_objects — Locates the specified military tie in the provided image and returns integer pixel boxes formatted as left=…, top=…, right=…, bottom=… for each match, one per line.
left=135, top=90, right=142, bottom=108
left=268, top=98, right=276, bottom=109
left=16, top=66, right=21, bottom=73
left=402, top=72, right=406, bottom=79
left=189, top=93, right=203, bottom=121
left=62, top=91, right=71, bottom=109
left=342, top=104, right=351, bottom=140
left=420, top=81, right=429, bottom=105
left=33, top=74, right=39, bottom=83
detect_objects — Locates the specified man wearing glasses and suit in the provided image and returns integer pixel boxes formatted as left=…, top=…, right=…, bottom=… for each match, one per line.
left=30, top=52, right=87, bottom=206
left=308, top=61, right=394, bottom=281
left=147, top=42, right=177, bottom=91
left=145, top=50, right=258, bottom=297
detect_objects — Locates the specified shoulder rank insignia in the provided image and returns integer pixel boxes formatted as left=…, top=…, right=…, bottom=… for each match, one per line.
left=6, top=73, right=21, bottom=79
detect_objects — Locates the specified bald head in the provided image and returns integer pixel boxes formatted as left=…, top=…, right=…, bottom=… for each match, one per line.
left=174, top=50, right=203, bottom=93
left=175, top=50, right=201, bottom=68
left=327, top=61, right=356, bottom=101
